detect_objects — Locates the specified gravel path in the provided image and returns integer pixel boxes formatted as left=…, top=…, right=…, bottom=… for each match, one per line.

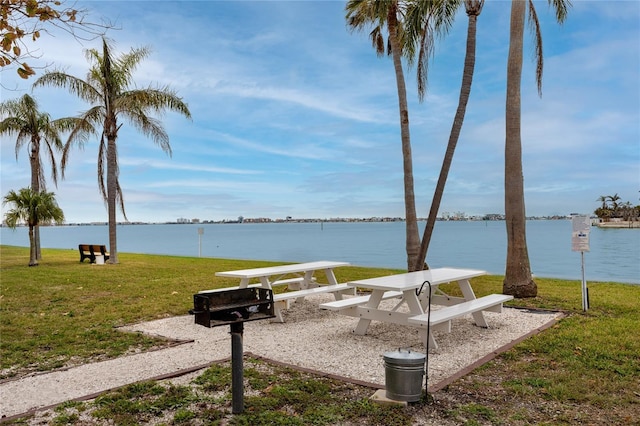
left=0, top=294, right=562, bottom=420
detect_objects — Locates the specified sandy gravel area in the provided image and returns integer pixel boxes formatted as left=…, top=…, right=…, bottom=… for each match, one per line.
left=0, top=294, right=562, bottom=420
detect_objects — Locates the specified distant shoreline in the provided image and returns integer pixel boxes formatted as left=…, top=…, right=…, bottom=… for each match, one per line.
left=3, top=218, right=639, bottom=229
left=2, top=216, right=574, bottom=227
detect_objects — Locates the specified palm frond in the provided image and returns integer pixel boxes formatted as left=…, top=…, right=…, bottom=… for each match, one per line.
left=115, top=178, right=127, bottom=221
left=33, top=71, right=102, bottom=104
left=0, top=117, right=31, bottom=158
left=117, top=45, right=151, bottom=86
left=549, top=0, right=570, bottom=24
left=527, top=0, right=544, bottom=96
left=406, top=0, right=464, bottom=101
left=61, top=108, right=103, bottom=174
left=96, top=136, right=108, bottom=200
left=369, top=26, right=386, bottom=57
left=126, top=111, right=171, bottom=155
left=121, top=88, right=191, bottom=119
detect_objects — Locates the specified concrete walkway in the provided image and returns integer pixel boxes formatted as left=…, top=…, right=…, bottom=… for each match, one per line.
left=0, top=335, right=227, bottom=419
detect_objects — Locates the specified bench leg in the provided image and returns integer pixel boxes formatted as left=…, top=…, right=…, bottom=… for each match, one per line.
left=295, top=273, right=314, bottom=303
left=406, top=291, right=439, bottom=351
left=353, top=291, right=384, bottom=335
left=419, top=329, right=439, bottom=351
left=304, top=271, right=319, bottom=289
left=272, top=306, right=285, bottom=323
left=271, top=299, right=290, bottom=323
left=457, top=279, right=489, bottom=328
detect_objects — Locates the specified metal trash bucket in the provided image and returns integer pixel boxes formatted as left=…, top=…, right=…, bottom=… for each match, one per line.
left=383, top=349, right=425, bottom=402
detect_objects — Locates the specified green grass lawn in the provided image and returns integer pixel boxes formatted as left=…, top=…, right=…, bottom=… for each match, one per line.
left=1, top=245, right=638, bottom=425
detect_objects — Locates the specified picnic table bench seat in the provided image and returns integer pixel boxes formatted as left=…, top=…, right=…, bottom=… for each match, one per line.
left=319, top=290, right=403, bottom=311
left=78, top=244, right=109, bottom=263
left=198, top=277, right=317, bottom=294
left=407, top=294, right=514, bottom=330
left=273, top=283, right=353, bottom=306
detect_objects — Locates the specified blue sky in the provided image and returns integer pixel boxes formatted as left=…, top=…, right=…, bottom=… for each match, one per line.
left=1, top=1, right=638, bottom=224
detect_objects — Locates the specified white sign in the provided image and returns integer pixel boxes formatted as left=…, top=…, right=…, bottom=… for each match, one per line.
left=571, top=214, right=590, bottom=311
left=571, top=215, right=590, bottom=252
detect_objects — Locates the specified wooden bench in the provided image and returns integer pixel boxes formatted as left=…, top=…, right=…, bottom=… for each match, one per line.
left=407, top=294, right=514, bottom=329
left=319, top=290, right=403, bottom=311
left=78, top=244, right=110, bottom=263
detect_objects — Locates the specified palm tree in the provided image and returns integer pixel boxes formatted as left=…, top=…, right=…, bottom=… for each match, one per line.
left=3, top=188, right=65, bottom=266
left=608, top=193, right=621, bottom=212
left=346, top=0, right=421, bottom=271
left=33, top=37, right=192, bottom=264
left=503, top=0, right=570, bottom=298
left=596, top=195, right=609, bottom=210
left=412, top=0, right=483, bottom=271
left=0, top=94, right=73, bottom=260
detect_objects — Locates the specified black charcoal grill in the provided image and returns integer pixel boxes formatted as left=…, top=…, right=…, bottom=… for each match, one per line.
left=190, top=287, right=275, bottom=413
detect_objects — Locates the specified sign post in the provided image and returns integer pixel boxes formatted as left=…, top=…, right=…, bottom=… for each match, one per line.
left=571, top=215, right=590, bottom=311
left=198, top=227, right=204, bottom=257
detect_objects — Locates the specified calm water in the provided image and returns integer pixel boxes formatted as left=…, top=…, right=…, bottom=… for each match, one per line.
left=2, top=220, right=639, bottom=284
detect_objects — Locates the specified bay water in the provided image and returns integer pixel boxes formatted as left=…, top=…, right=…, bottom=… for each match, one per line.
left=1, top=220, right=638, bottom=284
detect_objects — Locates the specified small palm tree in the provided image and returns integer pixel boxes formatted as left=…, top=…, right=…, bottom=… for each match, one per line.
left=3, top=188, right=65, bottom=266
left=33, top=37, right=192, bottom=264
left=0, top=94, right=74, bottom=260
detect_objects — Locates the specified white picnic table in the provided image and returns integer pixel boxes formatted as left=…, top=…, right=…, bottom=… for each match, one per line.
left=319, top=267, right=513, bottom=350
left=214, top=261, right=353, bottom=322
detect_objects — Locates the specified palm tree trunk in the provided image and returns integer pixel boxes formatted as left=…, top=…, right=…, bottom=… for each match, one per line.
left=28, top=225, right=38, bottom=266
left=107, top=137, right=119, bottom=264
left=30, top=141, right=42, bottom=260
left=503, top=0, right=536, bottom=297
left=388, top=3, right=420, bottom=271
left=414, top=1, right=482, bottom=271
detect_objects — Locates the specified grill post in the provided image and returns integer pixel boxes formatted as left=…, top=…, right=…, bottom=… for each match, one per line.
left=230, top=322, right=244, bottom=414
left=191, top=287, right=274, bottom=415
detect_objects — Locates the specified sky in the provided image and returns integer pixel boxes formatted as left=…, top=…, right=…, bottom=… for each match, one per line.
left=1, top=1, right=639, bottom=224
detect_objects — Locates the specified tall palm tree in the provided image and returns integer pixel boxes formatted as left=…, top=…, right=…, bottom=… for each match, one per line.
left=346, top=0, right=421, bottom=271
left=411, top=0, right=483, bottom=271
left=3, top=188, right=65, bottom=266
left=33, top=37, right=192, bottom=264
left=503, top=0, right=570, bottom=297
left=0, top=94, right=72, bottom=260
